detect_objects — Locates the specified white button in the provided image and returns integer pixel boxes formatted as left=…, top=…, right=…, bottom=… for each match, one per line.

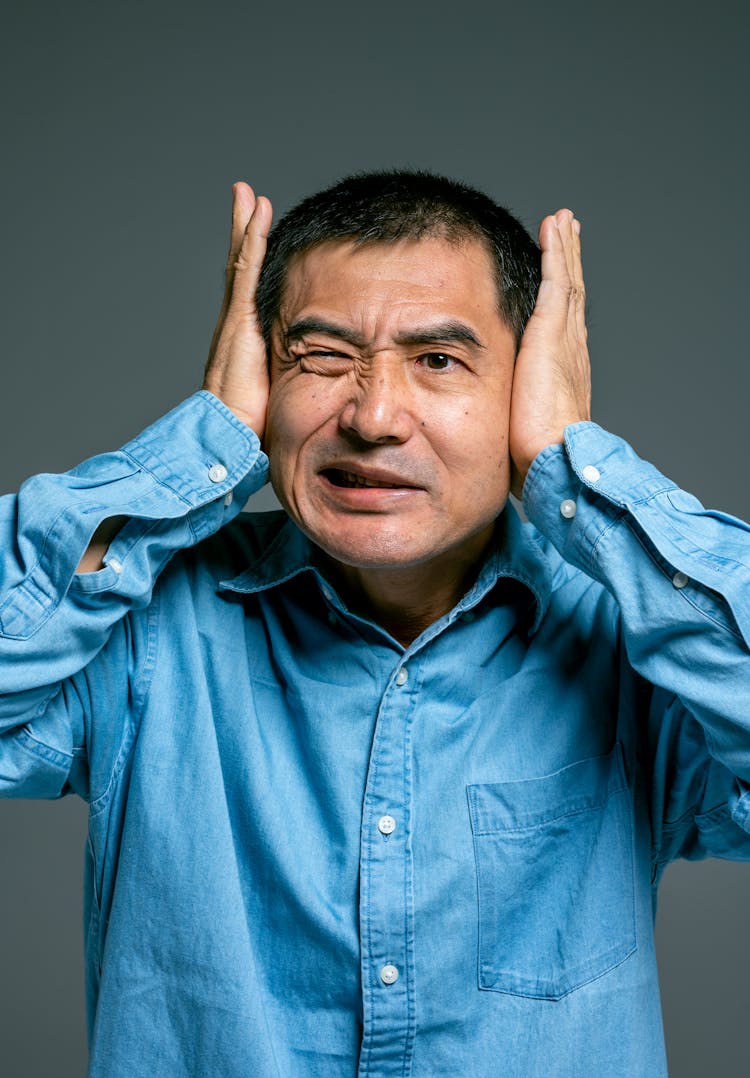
left=208, top=463, right=228, bottom=483
left=378, top=815, right=396, bottom=835
left=560, top=499, right=577, bottom=519
left=672, top=571, right=689, bottom=589
left=582, top=465, right=601, bottom=483
left=395, top=667, right=408, bottom=686
left=108, top=558, right=123, bottom=574
left=380, top=964, right=399, bottom=985
left=224, top=491, right=234, bottom=507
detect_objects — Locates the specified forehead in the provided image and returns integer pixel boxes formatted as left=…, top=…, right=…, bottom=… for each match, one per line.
left=278, top=235, right=500, bottom=333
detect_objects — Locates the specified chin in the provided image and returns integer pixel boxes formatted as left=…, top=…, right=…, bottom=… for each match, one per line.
left=309, top=529, right=437, bottom=572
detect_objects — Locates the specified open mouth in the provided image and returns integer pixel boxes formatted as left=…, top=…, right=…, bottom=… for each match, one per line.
left=322, top=468, right=411, bottom=490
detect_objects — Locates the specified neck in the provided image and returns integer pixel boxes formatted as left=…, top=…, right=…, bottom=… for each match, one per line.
left=319, top=525, right=495, bottom=648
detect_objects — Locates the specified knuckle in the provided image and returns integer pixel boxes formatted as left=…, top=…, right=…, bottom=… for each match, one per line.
left=233, top=251, right=258, bottom=274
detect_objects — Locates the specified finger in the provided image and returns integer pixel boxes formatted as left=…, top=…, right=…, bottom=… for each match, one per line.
left=226, top=195, right=273, bottom=318
left=559, top=211, right=587, bottom=345
left=214, top=183, right=256, bottom=328
left=569, top=213, right=584, bottom=293
left=534, top=214, right=572, bottom=328
left=554, top=209, right=586, bottom=336
left=554, top=208, right=577, bottom=284
left=227, top=182, right=256, bottom=268
left=569, top=216, right=588, bottom=344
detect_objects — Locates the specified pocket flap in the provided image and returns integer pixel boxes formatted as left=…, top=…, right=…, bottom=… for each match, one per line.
left=468, top=742, right=627, bottom=834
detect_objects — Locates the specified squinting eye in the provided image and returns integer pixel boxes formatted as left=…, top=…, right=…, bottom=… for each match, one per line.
left=420, top=352, right=457, bottom=371
left=296, top=349, right=354, bottom=375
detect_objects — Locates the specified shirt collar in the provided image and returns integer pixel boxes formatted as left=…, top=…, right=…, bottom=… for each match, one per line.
left=218, top=502, right=552, bottom=635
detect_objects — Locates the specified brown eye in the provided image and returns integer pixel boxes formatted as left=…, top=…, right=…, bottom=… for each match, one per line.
left=420, top=352, right=457, bottom=371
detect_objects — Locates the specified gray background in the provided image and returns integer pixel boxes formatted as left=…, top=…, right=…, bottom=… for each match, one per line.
left=1, top=0, right=748, bottom=1074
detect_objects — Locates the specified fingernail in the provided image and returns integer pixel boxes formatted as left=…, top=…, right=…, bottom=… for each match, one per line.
left=573, top=219, right=581, bottom=236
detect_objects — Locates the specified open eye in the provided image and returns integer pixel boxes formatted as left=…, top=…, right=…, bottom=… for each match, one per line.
left=418, top=352, right=458, bottom=372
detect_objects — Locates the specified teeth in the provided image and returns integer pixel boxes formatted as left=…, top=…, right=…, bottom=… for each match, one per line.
left=337, top=470, right=399, bottom=488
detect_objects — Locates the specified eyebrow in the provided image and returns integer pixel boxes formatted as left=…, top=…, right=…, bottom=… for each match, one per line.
left=283, top=317, right=486, bottom=351
left=284, top=318, right=367, bottom=349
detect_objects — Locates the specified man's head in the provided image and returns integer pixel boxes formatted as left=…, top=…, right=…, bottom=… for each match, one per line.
left=256, top=170, right=540, bottom=350
left=259, top=171, right=541, bottom=603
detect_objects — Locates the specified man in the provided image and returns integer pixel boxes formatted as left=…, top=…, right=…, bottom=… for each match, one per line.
left=1, top=170, right=749, bottom=1077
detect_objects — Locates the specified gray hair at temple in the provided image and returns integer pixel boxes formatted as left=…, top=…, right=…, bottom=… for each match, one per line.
left=254, top=169, right=541, bottom=350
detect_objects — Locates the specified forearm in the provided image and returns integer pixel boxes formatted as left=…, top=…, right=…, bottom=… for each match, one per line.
left=524, top=422, right=750, bottom=779
left=77, top=515, right=129, bottom=573
left=0, top=391, right=267, bottom=754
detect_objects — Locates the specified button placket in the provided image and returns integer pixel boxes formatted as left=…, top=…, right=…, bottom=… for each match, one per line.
left=378, top=815, right=396, bottom=836
left=358, top=656, right=418, bottom=1070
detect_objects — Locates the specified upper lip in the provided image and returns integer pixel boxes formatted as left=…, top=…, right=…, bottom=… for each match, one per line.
left=319, top=461, right=425, bottom=488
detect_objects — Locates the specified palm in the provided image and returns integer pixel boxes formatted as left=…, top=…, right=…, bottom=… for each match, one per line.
left=203, top=183, right=273, bottom=440
left=509, top=210, right=591, bottom=499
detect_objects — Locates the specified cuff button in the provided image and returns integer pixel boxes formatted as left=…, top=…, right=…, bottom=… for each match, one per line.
left=208, top=463, right=228, bottom=483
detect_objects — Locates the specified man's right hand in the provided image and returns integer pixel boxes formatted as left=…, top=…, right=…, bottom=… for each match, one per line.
left=203, top=182, right=273, bottom=440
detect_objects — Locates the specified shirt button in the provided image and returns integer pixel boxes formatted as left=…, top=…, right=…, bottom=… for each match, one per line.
left=378, top=815, right=396, bottom=835
left=224, top=490, right=234, bottom=507
left=380, top=964, right=399, bottom=985
left=672, top=571, right=689, bottom=589
left=582, top=464, right=601, bottom=483
left=108, top=558, right=123, bottom=574
left=395, top=667, right=408, bottom=686
left=560, top=499, right=577, bottom=519
left=208, top=463, right=228, bottom=483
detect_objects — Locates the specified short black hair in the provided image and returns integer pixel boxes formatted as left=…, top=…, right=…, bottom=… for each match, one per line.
left=255, top=169, right=541, bottom=348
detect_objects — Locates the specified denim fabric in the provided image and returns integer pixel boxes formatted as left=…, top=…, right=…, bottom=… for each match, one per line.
left=1, top=391, right=750, bottom=1077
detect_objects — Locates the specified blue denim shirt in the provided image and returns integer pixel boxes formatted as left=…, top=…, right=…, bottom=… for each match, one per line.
left=1, top=391, right=750, bottom=1077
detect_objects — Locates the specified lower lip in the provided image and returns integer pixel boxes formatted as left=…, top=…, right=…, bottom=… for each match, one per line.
left=318, top=473, right=424, bottom=509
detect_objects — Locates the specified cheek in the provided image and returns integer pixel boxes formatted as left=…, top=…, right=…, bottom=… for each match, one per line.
left=436, top=391, right=512, bottom=497
left=436, top=383, right=511, bottom=454
left=265, top=383, right=344, bottom=489
left=266, top=382, right=334, bottom=459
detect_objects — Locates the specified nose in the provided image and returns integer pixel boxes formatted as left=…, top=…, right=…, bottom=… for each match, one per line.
left=338, top=359, right=415, bottom=445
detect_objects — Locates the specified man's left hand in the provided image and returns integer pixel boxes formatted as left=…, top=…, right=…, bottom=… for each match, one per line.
left=509, top=208, right=591, bottom=499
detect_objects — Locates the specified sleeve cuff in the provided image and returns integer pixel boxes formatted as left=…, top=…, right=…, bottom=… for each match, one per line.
left=522, top=421, right=750, bottom=643
left=119, top=390, right=267, bottom=510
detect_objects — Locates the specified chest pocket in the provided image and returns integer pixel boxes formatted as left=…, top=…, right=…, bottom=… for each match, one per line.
left=467, top=742, right=636, bottom=1000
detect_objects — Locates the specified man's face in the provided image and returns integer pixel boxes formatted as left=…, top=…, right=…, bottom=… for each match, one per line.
left=264, top=235, right=518, bottom=577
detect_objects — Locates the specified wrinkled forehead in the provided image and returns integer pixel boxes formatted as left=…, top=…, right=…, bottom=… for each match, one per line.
left=276, top=235, right=503, bottom=343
